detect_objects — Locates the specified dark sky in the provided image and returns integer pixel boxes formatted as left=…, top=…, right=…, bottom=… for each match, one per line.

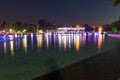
left=0, top=0, right=120, bottom=25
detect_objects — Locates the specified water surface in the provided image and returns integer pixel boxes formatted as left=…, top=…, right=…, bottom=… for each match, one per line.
left=0, top=34, right=119, bottom=80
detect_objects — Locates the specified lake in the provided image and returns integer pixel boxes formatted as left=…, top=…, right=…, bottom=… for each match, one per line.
left=0, top=33, right=119, bottom=80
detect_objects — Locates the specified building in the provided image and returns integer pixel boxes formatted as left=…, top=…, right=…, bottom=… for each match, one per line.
left=56, top=27, right=85, bottom=34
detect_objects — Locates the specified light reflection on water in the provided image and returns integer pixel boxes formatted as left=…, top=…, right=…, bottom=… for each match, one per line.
left=37, top=34, right=43, bottom=48
left=31, top=34, right=34, bottom=50
left=10, top=41, right=14, bottom=56
left=3, top=42, right=6, bottom=54
left=75, top=35, right=80, bottom=53
left=98, top=34, right=102, bottom=52
left=45, top=34, right=49, bottom=48
left=1, top=33, right=106, bottom=55
left=23, top=35, right=27, bottom=53
left=0, top=33, right=120, bottom=80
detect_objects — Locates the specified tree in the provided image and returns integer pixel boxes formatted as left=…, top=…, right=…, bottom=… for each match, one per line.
left=112, top=25, right=118, bottom=33
left=103, top=24, right=111, bottom=31
left=113, top=0, right=120, bottom=6
left=38, top=19, right=59, bottom=30
left=38, top=19, right=48, bottom=30
left=84, top=24, right=93, bottom=32
left=0, top=21, right=6, bottom=30
left=23, top=23, right=36, bottom=33
left=111, top=20, right=120, bottom=30
left=14, top=21, right=23, bottom=31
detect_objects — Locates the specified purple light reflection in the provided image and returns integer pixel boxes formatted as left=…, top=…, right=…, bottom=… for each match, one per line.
left=108, top=34, right=120, bottom=38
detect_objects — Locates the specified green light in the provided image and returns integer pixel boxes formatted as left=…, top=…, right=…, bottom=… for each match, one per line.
left=112, top=25, right=118, bottom=33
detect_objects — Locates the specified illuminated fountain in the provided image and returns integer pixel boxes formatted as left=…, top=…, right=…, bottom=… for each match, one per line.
left=0, top=32, right=12, bottom=42
left=0, top=32, right=24, bottom=42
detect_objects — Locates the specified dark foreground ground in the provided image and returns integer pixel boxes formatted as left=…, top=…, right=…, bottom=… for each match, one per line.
left=32, top=46, right=120, bottom=80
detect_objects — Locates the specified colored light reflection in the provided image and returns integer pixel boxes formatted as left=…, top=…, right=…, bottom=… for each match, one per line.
left=63, top=35, right=67, bottom=51
left=108, top=34, right=120, bottom=38
left=37, top=34, right=43, bottom=48
left=98, top=34, right=102, bottom=52
left=57, top=34, right=74, bottom=51
left=31, top=33, right=33, bottom=37
left=10, top=41, right=14, bottom=56
left=58, top=35, right=62, bottom=48
left=57, top=34, right=82, bottom=52
left=23, top=35, right=27, bottom=53
left=0, top=33, right=107, bottom=55
left=82, top=35, right=85, bottom=45
left=31, top=34, right=33, bottom=49
left=102, top=34, right=105, bottom=43
left=53, top=34, right=57, bottom=46
left=68, top=34, right=72, bottom=48
left=46, top=35, right=49, bottom=48
left=15, top=40, right=18, bottom=50
left=14, top=33, right=18, bottom=38
left=94, top=34, right=97, bottom=45
left=3, top=42, right=7, bottom=54
left=18, top=38, right=20, bottom=48
left=75, top=35, right=80, bottom=53
left=45, top=33, right=106, bottom=53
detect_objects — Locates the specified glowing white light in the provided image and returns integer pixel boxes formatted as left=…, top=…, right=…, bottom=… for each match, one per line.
left=23, top=29, right=26, bottom=33
left=63, top=35, right=67, bottom=51
left=9, top=29, right=13, bottom=32
left=31, top=33, right=33, bottom=49
left=31, top=33, right=33, bottom=37
left=37, top=34, right=43, bottom=48
left=14, top=33, right=18, bottom=38
left=94, top=32, right=98, bottom=36
left=23, top=35, right=27, bottom=53
left=10, top=41, right=14, bottom=56
left=84, top=33, right=86, bottom=36
left=3, top=42, right=7, bottom=54
left=9, top=35, right=14, bottom=40
left=58, top=35, right=62, bottom=48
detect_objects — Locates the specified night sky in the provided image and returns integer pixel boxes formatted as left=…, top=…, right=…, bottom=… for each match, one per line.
left=0, top=0, right=120, bottom=25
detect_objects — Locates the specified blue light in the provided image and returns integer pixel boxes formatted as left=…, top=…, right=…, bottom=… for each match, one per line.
left=94, top=32, right=98, bottom=36
left=14, top=33, right=18, bottom=38
left=31, top=33, right=33, bottom=37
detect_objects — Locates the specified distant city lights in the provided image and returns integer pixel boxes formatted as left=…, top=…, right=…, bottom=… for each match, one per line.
left=98, top=26, right=103, bottom=33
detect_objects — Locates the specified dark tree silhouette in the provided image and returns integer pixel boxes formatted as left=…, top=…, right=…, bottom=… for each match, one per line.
left=84, top=24, right=93, bottom=32
left=113, top=0, right=120, bottom=6
left=103, top=24, right=111, bottom=31
left=0, top=21, right=6, bottom=28
left=12, top=21, right=23, bottom=31
left=23, top=23, right=36, bottom=33
left=38, top=19, right=59, bottom=30
left=38, top=19, right=49, bottom=30
left=111, top=21, right=120, bottom=30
